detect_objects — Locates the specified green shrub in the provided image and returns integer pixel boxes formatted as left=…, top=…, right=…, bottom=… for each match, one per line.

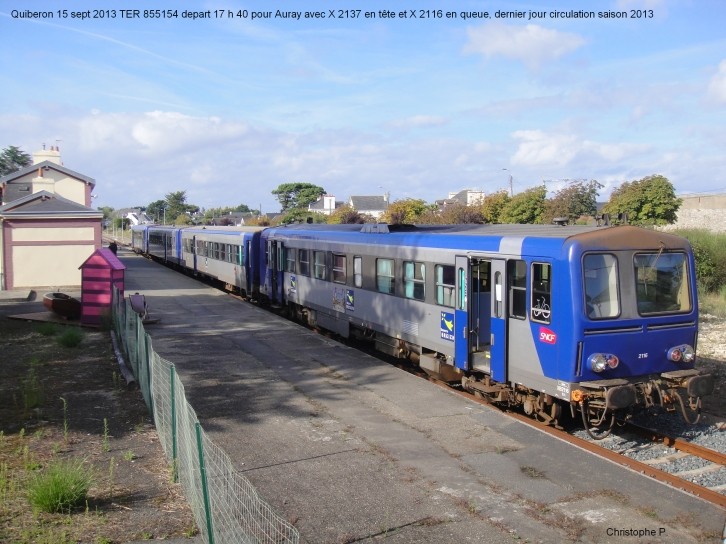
left=674, top=229, right=726, bottom=292
left=36, top=322, right=59, bottom=336
left=27, top=458, right=94, bottom=513
left=57, top=328, right=84, bottom=348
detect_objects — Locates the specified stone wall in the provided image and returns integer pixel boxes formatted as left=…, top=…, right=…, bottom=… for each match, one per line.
left=661, top=194, right=726, bottom=232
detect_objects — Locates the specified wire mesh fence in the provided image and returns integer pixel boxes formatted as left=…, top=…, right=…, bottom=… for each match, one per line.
left=112, top=288, right=300, bottom=544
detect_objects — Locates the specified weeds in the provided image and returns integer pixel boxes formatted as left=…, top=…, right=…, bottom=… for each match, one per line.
left=57, top=327, right=84, bottom=348
left=102, top=418, right=110, bottom=452
left=60, top=397, right=69, bottom=441
left=27, top=458, right=94, bottom=514
left=36, top=322, right=59, bottom=336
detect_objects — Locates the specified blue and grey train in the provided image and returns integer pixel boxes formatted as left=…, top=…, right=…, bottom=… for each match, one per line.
left=131, top=222, right=713, bottom=436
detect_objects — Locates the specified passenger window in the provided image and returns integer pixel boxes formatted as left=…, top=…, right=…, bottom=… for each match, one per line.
left=531, top=263, right=551, bottom=324
left=286, top=248, right=296, bottom=273
left=404, top=261, right=425, bottom=301
left=332, top=254, right=347, bottom=284
left=299, top=249, right=310, bottom=276
left=376, top=258, right=395, bottom=294
left=313, top=251, right=327, bottom=280
left=584, top=254, right=620, bottom=319
left=354, top=256, right=362, bottom=288
left=494, top=272, right=503, bottom=317
left=508, top=260, right=527, bottom=319
left=435, top=264, right=455, bottom=307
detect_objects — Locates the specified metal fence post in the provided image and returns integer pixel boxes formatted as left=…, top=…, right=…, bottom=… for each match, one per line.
left=195, top=422, right=215, bottom=544
left=170, top=364, right=178, bottom=483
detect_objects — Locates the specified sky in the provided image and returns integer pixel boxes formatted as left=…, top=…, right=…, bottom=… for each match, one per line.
left=1, top=0, right=725, bottom=215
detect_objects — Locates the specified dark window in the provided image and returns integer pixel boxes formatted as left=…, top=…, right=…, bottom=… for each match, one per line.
left=299, top=249, right=310, bottom=276
left=435, top=264, right=455, bottom=307
left=508, top=260, right=527, bottom=319
left=376, top=258, right=395, bottom=294
left=531, top=263, right=551, bottom=324
left=314, top=251, right=327, bottom=280
left=584, top=254, right=620, bottom=319
left=354, top=256, right=362, bottom=288
left=332, top=254, right=347, bottom=284
left=403, top=261, right=425, bottom=300
left=634, top=252, right=690, bottom=315
left=286, top=248, right=296, bottom=273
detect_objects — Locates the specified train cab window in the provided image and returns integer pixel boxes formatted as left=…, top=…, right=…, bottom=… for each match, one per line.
left=332, top=254, right=347, bottom=284
left=299, top=249, right=310, bottom=276
left=508, top=260, right=527, bottom=319
left=376, top=258, right=395, bottom=295
left=531, top=263, right=551, bottom=324
left=313, top=251, right=327, bottom=280
left=403, top=261, right=425, bottom=301
left=435, top=264, right=455, bottom=307
left=354, top=256, right=362, bottom=288
left=584, top=254, right=620, bottom=319
left=286, top=248, right=296, bottom=273
left=634, top=252, right=690, bottom=315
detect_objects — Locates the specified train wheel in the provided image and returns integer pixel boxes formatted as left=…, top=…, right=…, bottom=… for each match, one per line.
left=580, top=399, right=615, bottom=440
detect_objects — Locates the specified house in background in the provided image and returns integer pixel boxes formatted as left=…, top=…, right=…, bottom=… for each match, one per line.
left=348, top=194, right=389, bottom=219
left=308, top=194, right=343, bottom=215
left=435, top=189, right=485, bottom=209
left=0, top=146, right=102, bottom=290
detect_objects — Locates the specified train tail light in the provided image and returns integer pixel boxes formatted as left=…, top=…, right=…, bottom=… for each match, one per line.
left=667, top=344, right=695, bottom=364
left=588, top=353, right=619, bottom=373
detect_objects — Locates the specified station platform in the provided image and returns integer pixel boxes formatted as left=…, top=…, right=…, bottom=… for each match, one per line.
left=118, top=248, right=725, bottom=544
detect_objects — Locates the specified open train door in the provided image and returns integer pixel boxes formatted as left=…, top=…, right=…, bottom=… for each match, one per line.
left=454, top=255, right=469, bottom=370
left=489, top=259, right=507, bottom=383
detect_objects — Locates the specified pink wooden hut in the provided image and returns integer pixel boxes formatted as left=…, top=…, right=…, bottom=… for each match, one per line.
left=79, top=248, right=125, bottom=326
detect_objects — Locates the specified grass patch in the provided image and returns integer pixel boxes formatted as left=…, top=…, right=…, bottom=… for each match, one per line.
left=57, top=328, right=84, bottom=348
left=35, top=322, right=59, bottom=336
left=27, top=458, right=94, bottom=513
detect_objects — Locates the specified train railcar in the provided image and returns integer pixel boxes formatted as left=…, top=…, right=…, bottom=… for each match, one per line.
left=180, top=226, right=263, bottom=297
left=147, top=225, right=183, bottom=266
left=259, top=223, right=713, bottom=435
left=130, top=224, right=150, bottom=254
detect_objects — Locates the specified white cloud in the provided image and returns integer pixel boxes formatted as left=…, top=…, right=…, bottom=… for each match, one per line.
left=707, top=60, right=726, bottom=104
left=511, top=129, right=650, bottom=168
left=463, top=23, right=586, bottom=70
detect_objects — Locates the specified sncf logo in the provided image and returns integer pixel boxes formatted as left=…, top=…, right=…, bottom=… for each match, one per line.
left=539, top=327, right=557, bottom=344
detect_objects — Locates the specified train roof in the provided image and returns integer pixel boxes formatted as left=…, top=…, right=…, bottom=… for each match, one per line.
left=266, top=223, right=691, bottom=255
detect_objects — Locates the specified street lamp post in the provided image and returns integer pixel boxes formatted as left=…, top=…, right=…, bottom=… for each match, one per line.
left=502, top=168, right=514, bottom=196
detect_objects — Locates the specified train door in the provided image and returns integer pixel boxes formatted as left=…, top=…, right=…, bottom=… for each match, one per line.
left=192, top=235, right=198, bottom=273
left=454, top=256, right=494, bottom=372
left=490, top=259, right=508, bottom=382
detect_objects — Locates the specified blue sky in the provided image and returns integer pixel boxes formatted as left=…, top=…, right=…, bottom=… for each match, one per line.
left=2, top=0, right=725, bottom=214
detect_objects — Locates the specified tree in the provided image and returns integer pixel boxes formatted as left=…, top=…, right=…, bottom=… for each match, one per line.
left=279, top=209, right=328, bottom=225
left=272, top=183, right=326, bottom=212
left=479, top=190, right=511, bottom=223
left=420, top=202, right=484, bottom=224
left=603, top=175, right=681, bottom=225
left=498, top=186, right=547, bottom=224
left=0, top=145, right=31, bottom=176
left=381, top=198, right=432, bottom=224
left=328, top=205, right=370, bottom=224
left=146, top=199, right=167, bottom=223
left=543, top=180, right=602, bottom=225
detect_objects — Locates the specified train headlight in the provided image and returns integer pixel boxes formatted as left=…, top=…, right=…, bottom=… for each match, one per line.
left=588, top=353, right=619, bottom=373
left=668, top=344, right=694, bottom=363
left=589, top=354, right=608, bottom=373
